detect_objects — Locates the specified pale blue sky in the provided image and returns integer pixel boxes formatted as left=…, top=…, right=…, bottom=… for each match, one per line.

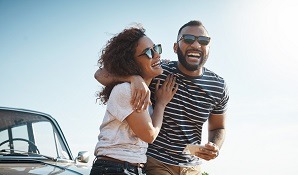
left=1, top=0, right=298, bottom=174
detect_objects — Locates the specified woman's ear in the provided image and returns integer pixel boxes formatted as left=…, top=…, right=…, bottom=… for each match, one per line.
left=173, top=43, right=178, bottom=53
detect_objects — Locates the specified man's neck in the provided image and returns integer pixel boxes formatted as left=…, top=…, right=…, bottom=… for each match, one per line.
left=177, top=62, right=203, bottom=77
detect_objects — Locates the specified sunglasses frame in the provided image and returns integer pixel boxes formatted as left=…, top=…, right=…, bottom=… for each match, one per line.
left=178, top=34, right=211, bottom=46
left=137, top=44, right=162, bottom=59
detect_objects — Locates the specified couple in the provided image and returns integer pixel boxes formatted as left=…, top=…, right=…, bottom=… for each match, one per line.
left=90, top=20, right=229, bottom=175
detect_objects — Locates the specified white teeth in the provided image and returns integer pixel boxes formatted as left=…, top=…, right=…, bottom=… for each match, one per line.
left=188, top=53, right=201, bottom=57
left=151, top=61, right=160, bottom=67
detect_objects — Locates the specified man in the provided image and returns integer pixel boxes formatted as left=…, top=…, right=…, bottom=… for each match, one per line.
left=95, top=20, right=229, bottom=175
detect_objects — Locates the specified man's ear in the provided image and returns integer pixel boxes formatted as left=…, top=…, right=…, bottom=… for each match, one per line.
left=173, top=43, right=178, bottom=53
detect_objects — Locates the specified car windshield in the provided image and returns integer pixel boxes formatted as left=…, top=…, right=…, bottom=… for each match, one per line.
left=0, top=109, right=71, bottom=161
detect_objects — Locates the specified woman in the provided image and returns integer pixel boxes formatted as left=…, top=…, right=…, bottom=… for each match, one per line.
left=90, top=25, right=178, bottom=175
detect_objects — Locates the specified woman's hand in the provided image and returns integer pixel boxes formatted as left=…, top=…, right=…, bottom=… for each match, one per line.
left=126, top=74, right=178, bottom=143
left=155, top=74, right=178, bottom=107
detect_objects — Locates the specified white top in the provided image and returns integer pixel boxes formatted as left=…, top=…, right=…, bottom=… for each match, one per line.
left=94, top=82, right=149, bottom=163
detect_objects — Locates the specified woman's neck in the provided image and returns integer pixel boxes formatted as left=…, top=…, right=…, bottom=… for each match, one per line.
left=144, top=78, right=152, bottom=86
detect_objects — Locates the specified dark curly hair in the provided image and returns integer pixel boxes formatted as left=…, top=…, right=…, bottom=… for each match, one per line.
left=97, top=26, right=146, bottom=104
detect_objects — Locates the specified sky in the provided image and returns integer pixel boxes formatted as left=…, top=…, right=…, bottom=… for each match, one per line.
left=1, top=0, right=298, bottom=174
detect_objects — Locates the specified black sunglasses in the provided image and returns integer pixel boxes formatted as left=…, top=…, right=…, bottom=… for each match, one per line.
left=178, top=34, right=211, bottom=45
left=137, top=44, right=162, bottom=59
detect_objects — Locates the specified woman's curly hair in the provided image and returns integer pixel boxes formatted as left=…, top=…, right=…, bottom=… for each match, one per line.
left=97, top=26, right=146, bottom=104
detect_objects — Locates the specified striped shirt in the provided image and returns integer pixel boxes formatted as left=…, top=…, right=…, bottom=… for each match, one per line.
left=147, top=61, right=229, bottom=166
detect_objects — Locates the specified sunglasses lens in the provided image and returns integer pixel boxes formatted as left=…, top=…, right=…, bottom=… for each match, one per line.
left=154, top=44, right=162, bottom=54
left=181, top=35, right=210, bottom=45
left=198, top=36, right=210, bottom=45
left=140, top=44, right=162, bottom=59
left=145, top=49, right=153, bottom=59
left=183, top=35, right=196, bottom=44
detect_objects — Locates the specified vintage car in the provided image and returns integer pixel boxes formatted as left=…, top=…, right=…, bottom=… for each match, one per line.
left=0, top=106, right=91, bottom=175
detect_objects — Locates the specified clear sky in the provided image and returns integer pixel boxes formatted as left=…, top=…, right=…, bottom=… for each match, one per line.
left=1, top=0, right=298, bottom=174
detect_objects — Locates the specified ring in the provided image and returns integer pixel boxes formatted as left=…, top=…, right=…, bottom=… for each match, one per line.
left=215, top=151, right=219, bottom=158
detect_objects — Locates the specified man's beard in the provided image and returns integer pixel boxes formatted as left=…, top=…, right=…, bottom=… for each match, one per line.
left=177, top=47, right=208, bottom=71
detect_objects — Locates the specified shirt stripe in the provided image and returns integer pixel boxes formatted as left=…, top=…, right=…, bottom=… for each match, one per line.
left=147, top=61, right=229, bottom=166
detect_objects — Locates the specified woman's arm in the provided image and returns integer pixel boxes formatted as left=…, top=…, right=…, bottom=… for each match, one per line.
left=126, top=74, right=178, bottom=143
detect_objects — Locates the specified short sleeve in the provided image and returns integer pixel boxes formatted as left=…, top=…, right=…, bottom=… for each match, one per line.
left=212, top=82, right=229, bottom=114
left=107, top=83, right=134, bottom=122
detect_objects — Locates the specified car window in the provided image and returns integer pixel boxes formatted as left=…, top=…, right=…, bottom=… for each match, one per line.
left=0, top=110, right=71, bottom=160
left=0, top=130, right=8, bottom=147
left=32, top=121, right=57, bottom=157
left=11, top=125, right=29, bottom=151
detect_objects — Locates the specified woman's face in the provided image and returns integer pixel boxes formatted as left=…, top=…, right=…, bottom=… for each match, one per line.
left=134, top=36, right=163, bottom=83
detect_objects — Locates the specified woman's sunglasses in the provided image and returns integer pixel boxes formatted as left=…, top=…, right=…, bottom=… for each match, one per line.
left=178, top=34, right=211, bottom=45
left=137, top=44, right=162, bottom=59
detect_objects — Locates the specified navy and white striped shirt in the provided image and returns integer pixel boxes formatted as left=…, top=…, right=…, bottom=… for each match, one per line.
left=147, top=61, right=229, bottom=166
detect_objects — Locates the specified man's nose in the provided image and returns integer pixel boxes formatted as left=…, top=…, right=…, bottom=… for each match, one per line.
left=190, top=39, right=202, bottom=48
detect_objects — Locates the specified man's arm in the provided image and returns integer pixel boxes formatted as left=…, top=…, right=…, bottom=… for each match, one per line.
left=208, top=113, right=226, bottom=148
left=94, top=67, right=151, bottom=110
left=195, top=113, right=226, bottom=161
left=94, top=67, right=132, bottom=86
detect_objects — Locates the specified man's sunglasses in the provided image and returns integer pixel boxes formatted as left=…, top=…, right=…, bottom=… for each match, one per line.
left=178, top=34, right=211, bottom=45
left=137, top=44, right=162, bottom=59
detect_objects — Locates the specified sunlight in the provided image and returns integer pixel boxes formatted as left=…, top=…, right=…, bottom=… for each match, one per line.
left=275, top=1, right=298, bottom=59
left=253, top=0, right=298, bottom=71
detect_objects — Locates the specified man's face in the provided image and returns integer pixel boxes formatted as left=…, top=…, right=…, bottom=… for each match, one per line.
left=175, top=26, right=210, bottom=72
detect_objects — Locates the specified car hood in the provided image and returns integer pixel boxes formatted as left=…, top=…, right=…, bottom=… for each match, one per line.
left=0, top=158, right=90, bottom=175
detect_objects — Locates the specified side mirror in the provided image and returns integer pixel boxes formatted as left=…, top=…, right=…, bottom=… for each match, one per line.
left=75, top=151, right=89, bottom=163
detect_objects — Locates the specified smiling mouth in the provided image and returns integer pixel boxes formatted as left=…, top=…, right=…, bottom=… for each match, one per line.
left=151, top=60, right=161, bottom=67
left=187, top=51, right=203, bottom=59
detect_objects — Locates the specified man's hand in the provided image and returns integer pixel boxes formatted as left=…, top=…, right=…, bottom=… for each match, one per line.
left=195, top=142, right=219, bottom=161
left=130, top=76, right=151, bottom=111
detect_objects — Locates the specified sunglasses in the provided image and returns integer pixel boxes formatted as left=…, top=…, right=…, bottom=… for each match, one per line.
left=137, top=44, right=162, bottom=59
left=178, top=34, right=211, bottom=45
